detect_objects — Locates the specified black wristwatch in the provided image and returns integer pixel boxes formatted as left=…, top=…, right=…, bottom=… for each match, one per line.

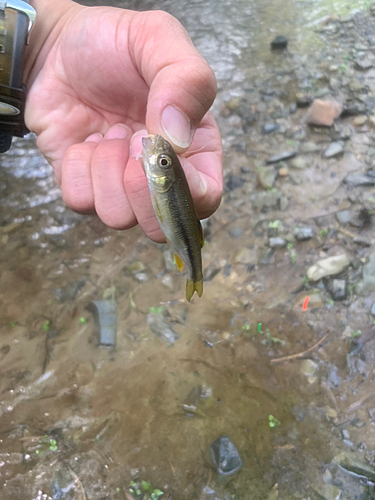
left=0, top=0, right=36, bottom=153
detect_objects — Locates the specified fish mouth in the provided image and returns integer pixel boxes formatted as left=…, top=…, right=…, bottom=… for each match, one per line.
left=142, top=134, right=166, bottom=154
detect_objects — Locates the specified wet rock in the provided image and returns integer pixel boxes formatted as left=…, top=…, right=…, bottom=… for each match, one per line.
left=86, top=300, right=117, bottom=347
left=53, top=280, right=87, bottom=303
left=333, top=452, right=375, bottom=481
left=344, top=173, right=375, bottom=186
left=357, top=252, right=375, bottom=296
left=296, top=95, right=313, bottom=108
left=266, top=151, right=297, bottom=164
left=290, top=157, right=308, bottom=169
left=278, top=167, right=288, bottom=177
left=271, top=35, right=288, bottom=50
left=336, top=210, right=352, bottom=226
left=269, top=237, right=287, bottom=249
left=125, top=261, right=152, bottom=282
left=355, top=58, right=373, bottom=70
left=353, top=115, right=368, bottom=126
left=146, top=312, right=179, bottom=343
left=293, top=226, right=313, bottom=242
left=209, top=435, right=243, bottom=476
left=307, top=254, right=350, bottom=281
left=313, top=483, right=342, bottom=500
left=371, top=302, right=375, bottom=316
left=258, top=166, right=277, bottom=189
left=229, top=227, right=244, bottom=239
left=226, top=97, right=241, bottom=112
left=299, top=359, right=318, bottom=377
left=225, top=174, right=246, bottom=191
left=327, top=366, right=341, bottom=388
left=182, top=386, right=200, bottom=413
left=353, top=236, right=371, bottom=247
left=252, top=189, right=288, bottom=212
left=262, top=123, right=279, bottom=134
left=235, top=247, right=257, bottom=265
left=341, top=103, right=367, bottom=117
left=300, top=141, right=320, bottom=154
left=307, top=99, right=342, bottom=126
left=327, top=279, right=347, bottom=301
left=324, top=142, right=344, bottom=158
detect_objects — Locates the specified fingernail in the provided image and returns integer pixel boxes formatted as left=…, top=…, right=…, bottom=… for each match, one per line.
left=104, top=124, right=130, bottom=140
left=84, top=133, right=103, bottom=143
left=130, top=129, right=148, bottom=159
left=161, top=105, right=193, bottom=149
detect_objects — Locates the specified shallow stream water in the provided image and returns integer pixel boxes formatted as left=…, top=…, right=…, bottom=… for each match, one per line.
left=1, top=1, right=375, bottom=499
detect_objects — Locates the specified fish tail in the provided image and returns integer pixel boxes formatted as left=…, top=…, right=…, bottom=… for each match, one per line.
left=186, top=278, right=203, bottom=302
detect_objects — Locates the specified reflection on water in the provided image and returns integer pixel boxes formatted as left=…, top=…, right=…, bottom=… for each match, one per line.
left=1, top=0, right=374, bottom=499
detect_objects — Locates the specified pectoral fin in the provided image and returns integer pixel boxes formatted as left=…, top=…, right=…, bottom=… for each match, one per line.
left=154, top=198, right=163, bottom=223
left=174, top=253, right=184, bottom=272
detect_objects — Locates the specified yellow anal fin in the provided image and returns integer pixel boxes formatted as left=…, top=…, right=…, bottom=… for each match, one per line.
left=186, top=279, right=203, bottom=302
left=174, top=253, right=184, bottom=272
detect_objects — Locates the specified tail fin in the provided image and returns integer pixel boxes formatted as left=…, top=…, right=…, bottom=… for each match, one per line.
left=186, top=278, right=203, bottom=302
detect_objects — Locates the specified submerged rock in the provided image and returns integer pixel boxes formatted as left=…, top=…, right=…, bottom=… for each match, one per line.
left=307, top=254, right=350, bottom=281
left=271, top=35, right=288, bottom=50
left=86, top=300, right=117, bottom=347
left=290, top=157, right=308, bottom=169
left=294, top=226, right=313, bottom=241
left=344, top=173, right=375, bottom=186
left=333, top=452, right=375, bottom=481
left=147, top=312, right=179, bottom=343
left=356, top=252, right=375, bottom=296
left=324, top=142, right=344, bottom=158
left=336, top=210, right=352, bottom=226
left=299, top=359, right=318, bottom=377
left=209, top=435, right=243, bottom=476
left=258, top=166, right=277, bottom=189
left=269, top=237, right=287, bottom=249
left=262, top=123, right=280, bottom=134
left=266, top=151, right=297, bottom=164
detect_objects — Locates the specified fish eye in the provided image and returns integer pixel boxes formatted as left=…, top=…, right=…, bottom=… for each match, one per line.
left=158, top=154, right=172, bottom=168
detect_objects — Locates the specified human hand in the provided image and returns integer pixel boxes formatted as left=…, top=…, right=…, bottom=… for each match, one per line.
left=26, top=1, right=222, bottom=241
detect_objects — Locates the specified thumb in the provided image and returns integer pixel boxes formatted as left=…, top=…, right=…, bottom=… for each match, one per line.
left=132, top=11, right=217, bottom=153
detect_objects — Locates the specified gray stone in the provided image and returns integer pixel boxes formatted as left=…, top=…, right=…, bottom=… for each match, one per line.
left=262, top=123, right=280, bottom=134
left=269, top=237, right=287, bottom=248
left=293, top=226, right=313, bottom=241
left=371, top=302, right=375, bottom=316
left=235, top=247, right=257, bottom=264
left=344, top=174, right=375, bottom=186
left=307, top=254, right=350, bottom=281
left=357, top=253, right=375, bottom=296
left=229, top=227, right=244, bottom=239
left=258, top=166, right=277, bottom=189
left=290, top=157, right=308, bottom=169
left=146, top=312, right=179, bottom=343
left=271, top=35, right=288, bottom=50
left=209, top=435, right=243, bottom=476
left=86, top=300, right=117, bottom=347
left=333, top=452, right=375, bottom=481
left=327, top=279, right=347, bottom=301
left=355, top=58, right=373, bottom=70
left=266, top=151, right=297, bottom=164
left=336, top=210, right=352, bottom=226
left=324, top=141, right=344, bottom=158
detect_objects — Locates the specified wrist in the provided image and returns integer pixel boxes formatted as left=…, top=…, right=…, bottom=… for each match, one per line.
left=24, top=0, right=82, bottom=85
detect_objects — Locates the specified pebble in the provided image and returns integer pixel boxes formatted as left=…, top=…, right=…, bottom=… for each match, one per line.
left=229, top=227, right=244, bottom=239
left=235, top=247, right=257, bottom=264
left=269, top=237, right=287, bottom=248
left=225, top=174, right=246, bottom=191
left=353, top=115, right=368, bottom=126
left=278, top=167, right=289, bottom=176
left=301, top=141, right=320, bottom=154
left=307, top=99, right=342, bottom=126
left=327, top=279, right=347, bottom=301
left=336, top=210, right=352, bottom=226
left=344, top=173, right=375, bottom=186
left=324, top=141, right=344, bottom=158
left=296, top=95, right=313, bottom=108
left=146, top=312, right=179, bottom=343
left=266, top=151, right=297, bottom=164
left=262, top=123, right=280, bottom=134
left=258, top=166, right=277, bottom=189
left=307, top=254, right=350, bottom=281
left=290, top=157, right=308, bottom=169
left=294, top=226, right=313, bottom=241
left=270, top=35, right=288, bottom=50
left=209, top=435, right=243, bottom=476
left=300, top=359, right=318, bottom=377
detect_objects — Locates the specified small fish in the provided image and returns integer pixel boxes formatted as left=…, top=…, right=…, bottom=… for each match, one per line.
left=142, top=134, right=204, bottom=301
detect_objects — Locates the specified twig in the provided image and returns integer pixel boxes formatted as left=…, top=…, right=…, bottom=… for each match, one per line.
left=336, top=226, right=356, bottom=239
left=270, top=331, right=331, bottom=365
left=345, top=391, right=375, bottom=414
